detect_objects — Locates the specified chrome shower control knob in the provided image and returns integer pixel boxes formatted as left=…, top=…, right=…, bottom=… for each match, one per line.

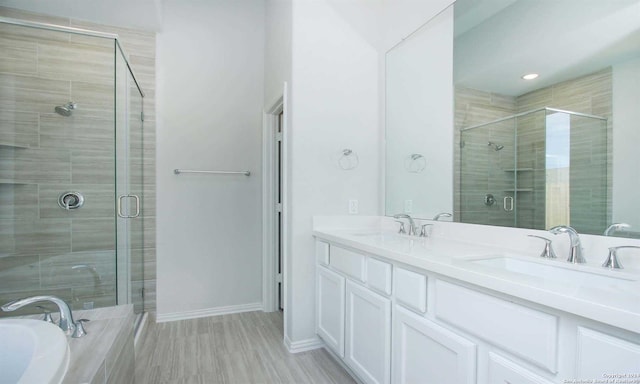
left=58, top=191, right=85, bottom=210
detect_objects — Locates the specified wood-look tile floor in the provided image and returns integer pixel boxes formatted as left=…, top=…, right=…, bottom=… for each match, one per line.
left=134, top=311, right=356, bottom=384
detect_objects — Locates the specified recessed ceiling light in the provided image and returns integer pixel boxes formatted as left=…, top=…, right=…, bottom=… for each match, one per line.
left=522, top=73, right=539, bottom=80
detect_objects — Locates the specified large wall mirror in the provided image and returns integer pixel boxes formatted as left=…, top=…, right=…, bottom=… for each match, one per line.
left=385, top=0, right=640, bottom=238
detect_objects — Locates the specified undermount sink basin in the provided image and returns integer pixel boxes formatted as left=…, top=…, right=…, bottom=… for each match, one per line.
left=471, top=256, right=639, bottom=289
left=0, top=319, right=70, bottom=384
left=350, top=232, right=419, bottom=250
left=352, top=232, right=408, bottom=242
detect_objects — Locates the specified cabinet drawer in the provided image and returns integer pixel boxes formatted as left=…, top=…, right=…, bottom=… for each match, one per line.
left=576, top=327, right=640, bottom=379
left=330, top=246, right=366, bottom=282
left=435, top=280, right=558, bottom=372
left=488, top=352, right=554, bottom=384
left=367, top=258, right=392, bottom=295
left=316, top=241, right=330, bottom=265
left=394, top=268, right=427, bottom=313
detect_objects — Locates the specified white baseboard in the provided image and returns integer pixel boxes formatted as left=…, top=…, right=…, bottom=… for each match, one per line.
left=156, top=302, right=263, bottom=323
left=284, top=335, right=325, bottom=353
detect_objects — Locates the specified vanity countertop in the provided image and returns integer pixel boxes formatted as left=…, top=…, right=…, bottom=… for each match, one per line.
left=313, top=219, right=640, bottom=334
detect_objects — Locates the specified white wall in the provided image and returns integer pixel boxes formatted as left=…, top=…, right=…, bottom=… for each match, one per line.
left=264, top=0, right=292, bottom=107
left=287, top=0, right=381, bottom=344
left=156, top=0, right=265, bottom=317
left=612, top=58, right=640, bottom=229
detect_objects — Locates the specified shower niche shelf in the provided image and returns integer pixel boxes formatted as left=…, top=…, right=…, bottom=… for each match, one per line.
left=504, top=188, right=533, bottom=192
left=0, top=179, right=37, bottom=185
left=503, top=168, right=534, bottom=172
left=0, top=141, right=32, bottom=149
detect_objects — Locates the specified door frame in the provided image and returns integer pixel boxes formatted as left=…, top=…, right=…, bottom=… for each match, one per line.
left=262, top=85, right=288, bottom=313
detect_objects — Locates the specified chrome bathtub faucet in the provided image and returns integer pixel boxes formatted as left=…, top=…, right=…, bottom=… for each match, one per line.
left=1, top=295, right=86, bottom=338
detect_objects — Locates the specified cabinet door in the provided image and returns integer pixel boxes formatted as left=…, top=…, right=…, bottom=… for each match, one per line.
left=576, top=327, right=640, bottom=379
left=392, top=305, right=476, bottom=384
left=317, top=266, right=345, bottom=357
left=345, top=280, right=391, bottom=384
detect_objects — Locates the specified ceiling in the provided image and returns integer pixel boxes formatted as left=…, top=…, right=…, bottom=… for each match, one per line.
left=454, top=0, right=640, bottom=96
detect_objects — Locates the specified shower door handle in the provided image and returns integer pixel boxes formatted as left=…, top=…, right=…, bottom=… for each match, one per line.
left=503, top=196, right=514, bottom=212
left=118, top=194, right=141, bottom=218
left=131, top=194, right=140, bottom=218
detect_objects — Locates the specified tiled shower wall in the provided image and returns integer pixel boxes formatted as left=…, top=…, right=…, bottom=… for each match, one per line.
left=516, top=68, right=611, bottom=234
left=0, top=7, right=156, bottom=313
left=454, top=87, right=517, bottom=225
left=454, top=68, right=611, bottom=234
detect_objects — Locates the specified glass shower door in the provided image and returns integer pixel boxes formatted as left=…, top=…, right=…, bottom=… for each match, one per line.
left=459, top=117, right=517, bottom=227
left=115, top=47, right=144, bottom=316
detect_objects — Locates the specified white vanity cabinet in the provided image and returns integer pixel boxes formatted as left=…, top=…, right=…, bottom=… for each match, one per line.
left=316, top=265, right=345, bottom=357
left=393, top=305, right=476, bottom=384
left=314, top=238, right=640, bottom=384
left=345, top=280, right=392, bottom=384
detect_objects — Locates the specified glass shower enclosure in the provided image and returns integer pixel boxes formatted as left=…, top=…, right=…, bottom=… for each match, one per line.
left=459, top=107, right=608, bottom=234
left=0, top=17, right=146, bottom=322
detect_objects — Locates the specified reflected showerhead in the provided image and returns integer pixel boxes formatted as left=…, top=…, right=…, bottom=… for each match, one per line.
left=487, top=141, right=504, bottom=151
left=55, top=102, right=77, bottom=117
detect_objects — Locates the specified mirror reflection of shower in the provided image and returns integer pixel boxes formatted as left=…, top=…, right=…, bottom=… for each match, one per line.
left=487, top=141, right=504, bottom=151
left=54, top=102, right=77, bottom=116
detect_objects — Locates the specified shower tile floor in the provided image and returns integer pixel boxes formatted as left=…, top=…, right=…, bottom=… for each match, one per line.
left=134, top=311, right=355, bottom=384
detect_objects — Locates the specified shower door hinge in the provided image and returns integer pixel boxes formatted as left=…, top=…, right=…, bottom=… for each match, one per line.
left=276, top=273, right=282, bottom=284
left=141, top=287, right=145, bottom=298
left=141, top=111, right=145, bottom=122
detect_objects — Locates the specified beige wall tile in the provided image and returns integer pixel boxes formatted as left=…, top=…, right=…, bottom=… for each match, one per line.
left=0, top=218, right=71, bottom=256
left=0, top=183, right=38, bottom=220
left=0, top=109, right=39, bottom=148
left=71, top=218, right=116, bottom=252
left=71, top=149, right=115, bottom=184
left=0, top=147, right=71, bottom=183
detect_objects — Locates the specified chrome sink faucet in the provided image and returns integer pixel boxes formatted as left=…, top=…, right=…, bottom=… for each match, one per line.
left=1, top=295, right=81, bottom=337
left=549, top=225, right=585, bottom=264
left=393, top=214, right=417, bottom=236
left=604, top=223, right=631, bottom=236
left=433, top=212, right=452, bottom=221
left=602, top=246, right=640, bottom=269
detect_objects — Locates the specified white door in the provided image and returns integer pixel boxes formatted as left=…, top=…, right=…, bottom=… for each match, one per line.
left=317, top=266, right=345, bottom=357
left=345, top=280, right=391, bottom=384
left=392, top=305, right=476, bottom=384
